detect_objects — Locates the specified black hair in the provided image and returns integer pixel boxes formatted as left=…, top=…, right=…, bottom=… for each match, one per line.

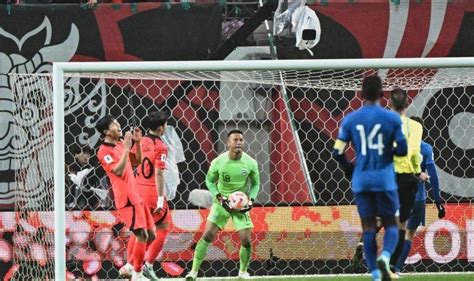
left=361, top=75, right=383, bottom=101
left=95, top=115, right=115, bottom=137
left=145, top=111, right=169, bottom=131
left=390, top=88, right=408, bottom=111
left=227, top=129, right=244, bottom=139
left=71, top=145, right=93, bottom=155
left=410, top=116, right=426, bottom=139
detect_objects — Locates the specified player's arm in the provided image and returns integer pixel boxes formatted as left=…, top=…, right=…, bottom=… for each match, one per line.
left=427, top=162, right=445, bottom=218
left=424, top=146, right=445, bottom=218
left=205, top=160, right=220, bottom=198
left=112, top=149, right=130, bottom=177
left=154, top=166, right=165, bottom=210
left=332, top=118, right=354, bottom=179
left=393, top=118, right=408, bottom=156
left=410, top=122, right=423, bottom=175
left=112, top=132, right=133, bottom=177
left=205, top=159, right=233, bottom=212
left=248, top=160, right=261, bottom=202
left=154, top=145, right=167, bottom=211
left=129, top=143, right=142, bottom=167
left=240, top=160, right=260, bottom=213
left=129, top=128, right=143, bottom=166
left=332, top=140, right=354, bottom=179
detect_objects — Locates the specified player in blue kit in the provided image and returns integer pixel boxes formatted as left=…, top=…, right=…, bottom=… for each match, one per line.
left=394, top=116, right=445, bottom=273
left=333, top=75, right=408, bottom=281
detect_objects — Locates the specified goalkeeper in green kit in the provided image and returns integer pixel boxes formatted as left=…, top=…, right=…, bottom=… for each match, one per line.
left=185, top=129, right=260, bottom=280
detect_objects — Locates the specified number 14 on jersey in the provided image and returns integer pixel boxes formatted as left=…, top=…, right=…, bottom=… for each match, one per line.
left=356, top=124, right=385, bottom=156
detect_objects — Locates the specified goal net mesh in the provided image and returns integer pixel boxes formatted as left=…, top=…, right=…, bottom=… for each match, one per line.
left=9, top=66, right=473, bottom=279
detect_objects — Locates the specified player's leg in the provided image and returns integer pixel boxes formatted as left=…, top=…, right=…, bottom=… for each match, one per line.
left=351, top=218, right=383, bottom=273
left=237, top=228, right=252, bottom=279
left=117, top=204, right=149, bottom=278
left=143, top=202, right=170, bottom=281
left=145, top=222, right=168, bottom=262
left=130, top=228, right=149, bottom=280
left=354, top=191, right=381, bottom=281
left=395, top=200, right=425, bottom=273
left=186, top=203, right=230, bottom=280
left=350, top=240, right=365, bottom=273
left=376, top=190, right=401, bottom=281
left=390, top=174, right=418, bottom=267
left=141, top=203, right=162, bottom=281
left=119, top=234, right=136, bottom=278
left=131, top=203, right=152, bottom=279
left=233, top=211, right=254, bottom=278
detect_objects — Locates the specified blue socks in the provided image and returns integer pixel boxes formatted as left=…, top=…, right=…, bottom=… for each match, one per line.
left=371, top=269, right=381, bottom=280
left=396, top=239, right=412, bottom=271
left=363, top=230, right=378, bottom=272
left=383, top=225, right=399, bottom=255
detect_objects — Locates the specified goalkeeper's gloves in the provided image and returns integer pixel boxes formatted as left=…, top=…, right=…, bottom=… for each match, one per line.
left=216, top=194, right=233, bottom=213
left=239, top=199, right=254, bottom=213
left=436, top=201, right=446, bottom=219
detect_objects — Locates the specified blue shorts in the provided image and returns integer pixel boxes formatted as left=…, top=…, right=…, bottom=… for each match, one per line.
left=354, top=190, right=400, bottom=218
left=407, top=200, right=426, bottom=230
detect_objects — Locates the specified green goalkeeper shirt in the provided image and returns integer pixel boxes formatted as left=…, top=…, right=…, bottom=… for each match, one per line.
left=206, top=152, right=260, bottom=201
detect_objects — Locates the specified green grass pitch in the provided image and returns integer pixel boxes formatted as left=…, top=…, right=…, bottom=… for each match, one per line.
left=163, top=272, right=474, bottom=281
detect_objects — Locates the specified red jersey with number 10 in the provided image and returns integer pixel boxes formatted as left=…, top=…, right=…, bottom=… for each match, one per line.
left=135, top=134, right=168, bottom=198
left=97, top=141, right=143, bottom=209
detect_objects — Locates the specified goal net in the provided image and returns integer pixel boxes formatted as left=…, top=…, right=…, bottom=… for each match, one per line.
left=9, top=59, right=474, bottom=279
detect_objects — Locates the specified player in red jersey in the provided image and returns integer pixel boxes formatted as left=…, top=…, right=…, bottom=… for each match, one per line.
left=120, top=111, right=170, bottom=280
left=96, top=115, right=155, bottom=281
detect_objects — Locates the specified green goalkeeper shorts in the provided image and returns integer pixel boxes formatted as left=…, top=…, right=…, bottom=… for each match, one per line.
left=207, top=202, right=253, bottom=231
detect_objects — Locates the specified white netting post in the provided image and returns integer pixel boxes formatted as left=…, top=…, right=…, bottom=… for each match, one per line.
left=53, top=64, right=66, bottom=281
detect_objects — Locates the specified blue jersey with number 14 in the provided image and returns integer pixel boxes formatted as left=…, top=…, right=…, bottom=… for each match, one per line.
left=338, top=104, right=405, bottom=192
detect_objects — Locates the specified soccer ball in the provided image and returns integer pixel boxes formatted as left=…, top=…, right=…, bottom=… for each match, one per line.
left=228, top=191, right=249, bottom=210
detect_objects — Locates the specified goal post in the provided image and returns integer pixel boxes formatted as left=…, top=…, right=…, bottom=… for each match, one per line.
left=53, top=57, right=474, bottom=72
left=9, top=57, right=474, bottom=280
left=50, top=57, right=474, bottom=279
left=52, top=64, right=66, bottom=281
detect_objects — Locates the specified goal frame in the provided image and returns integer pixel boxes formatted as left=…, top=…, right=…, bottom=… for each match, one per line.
left=52, top=57, right=474, bottom=279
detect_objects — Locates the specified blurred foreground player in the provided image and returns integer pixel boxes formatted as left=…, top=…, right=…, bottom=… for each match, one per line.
left=333, top=76, right=407, bottom=281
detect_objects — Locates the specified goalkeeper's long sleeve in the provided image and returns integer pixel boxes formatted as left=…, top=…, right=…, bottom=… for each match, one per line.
left=426, top=163, right=441, bottom=203
left=248, top=162, right=260, bottom=201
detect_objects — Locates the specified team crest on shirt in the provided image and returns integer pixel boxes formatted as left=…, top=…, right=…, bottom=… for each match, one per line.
left=240, top=168, right=248, bottom=177
left=104, top=155, right=114, bottom=164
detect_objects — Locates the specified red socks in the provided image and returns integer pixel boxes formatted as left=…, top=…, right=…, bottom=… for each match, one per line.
left=145, top=229, right=169, bottom=264
left=132, top=240, right=147, bottom=272
left=127, top=235, right=136, bottom=264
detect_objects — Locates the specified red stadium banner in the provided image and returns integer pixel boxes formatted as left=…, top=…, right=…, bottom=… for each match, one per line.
left=0, top=203, right=472, bottom=278
left=1, top=3, right=474, bottom=209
